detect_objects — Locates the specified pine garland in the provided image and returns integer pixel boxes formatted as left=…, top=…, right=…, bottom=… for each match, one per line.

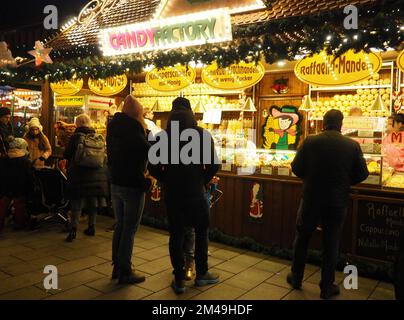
left=0, top=0, right=402, bottom=84
left=141, top=214, right=394, bottom=283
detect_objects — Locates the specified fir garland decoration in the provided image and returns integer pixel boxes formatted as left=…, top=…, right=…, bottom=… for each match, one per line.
left=0, top=0, right=403, bottom=84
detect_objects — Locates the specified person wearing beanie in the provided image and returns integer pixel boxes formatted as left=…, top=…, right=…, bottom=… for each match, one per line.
left=148, top=97, right=220, bottom=294
left=23, top=117, right=52, bottom=168
left=287, top=109, right=369, bottom=299
left=107, top=95, right=152, bottom=285
left=0, top=107, right=12, bottom=157
left=0, top=137, right=33, bottom=232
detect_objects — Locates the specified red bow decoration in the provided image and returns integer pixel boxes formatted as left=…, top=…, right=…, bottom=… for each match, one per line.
left=273, top=128, right=297, bottom=138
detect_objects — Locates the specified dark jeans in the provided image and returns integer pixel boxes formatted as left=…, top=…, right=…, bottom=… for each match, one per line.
left=291, top=200, right=347, bottom=290
left=166, top=196, right=209, bottom=281
left=111, top=184, right=145, bottom=274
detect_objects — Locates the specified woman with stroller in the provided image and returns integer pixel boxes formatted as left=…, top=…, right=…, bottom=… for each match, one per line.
left=63, top=114, right=108, bottom=242
left=24, top=117, right=52, bottom=168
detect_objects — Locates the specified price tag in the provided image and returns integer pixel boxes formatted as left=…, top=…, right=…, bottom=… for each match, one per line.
left=358, top=130, right=374, bottom=138
left=277, top=167, right=290, bottom=176
left=221, top=164, right=232, bottom=172
left=363, top=175, right=380, bottom=185
left=261, top=167, right=273, bottom=175
left=360, top=144, right=375, bottom=153
left=238, top=166, right=255, bottom=175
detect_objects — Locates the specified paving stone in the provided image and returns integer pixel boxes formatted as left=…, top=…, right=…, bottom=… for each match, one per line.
left=193, top=268, right=236, bottom=292
left=95, top=251, right=113, bottom=261
left=136, top=246, right=169, bottom=261
left=191, top=283, right=246, bottom=300
left=264, top=268, right=292, bottom=289
left=0, top=286, right=51, bottom=300
left=0, top=271, right=45, bottom=295
left=0, top=245, right=34, bottom=256
left=57, top=256, right=107, bottom=275
left=86, top=277, right=122, bottom=294
left=1, top=256, right=66, bottom=276
left=135, top=240, right=165, bottom=250
left=97, top=285, right=153, bottom=300
left=369, top=287, right=395, bottom=300
left=23, top=239, right=58, bottom=250
left=143, top=286, right=200, bottom=300
left=224, top=267, right=274, bottom=291
left=45, top=285, right=102, bottom=300
left=253, top=259, right=289, bottom=273
left=214, top=254, right=262, bottom=274
left=335, top=287, right=370, bottom=300
left=305, top=270, right=345, bottom=285
left=137, top=271, right=173, bottom=292
left=36, top=269, right=106, bottom=294
left=136, top=256, right=172, bottom=275
left=208, top=256, right=226, bottom=268
left=376, top=281, right=394, bottom=291
left=238, top=283, right=291, bottom=300
left=0, top=255, right=24, bottom=268
left=282, top=282, right=322, bottom=300
left=0, top=271, right=11, bottom=280
left=211, top=248, right=244, bottom=261
left=11, top=245, right=65, bottom=261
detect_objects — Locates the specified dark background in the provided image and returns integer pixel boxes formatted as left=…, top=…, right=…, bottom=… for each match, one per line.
left=1, top=0, right=88, bottom=29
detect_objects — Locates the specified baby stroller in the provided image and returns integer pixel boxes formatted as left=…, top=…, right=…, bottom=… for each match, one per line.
left=30, top=167, right=70, bottom=228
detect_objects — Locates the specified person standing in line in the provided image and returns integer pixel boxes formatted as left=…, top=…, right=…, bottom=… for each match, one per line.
left=23, top=117, right=52, bottom=168
left=287, top=109, right=369, bottom=299
left=63, top=114, right=109, bottom=242
left=107, top=95, right=152, bottom=285
left=0, top=107, right=12, bottom=157
left=149, top=97, right=220, bottom=294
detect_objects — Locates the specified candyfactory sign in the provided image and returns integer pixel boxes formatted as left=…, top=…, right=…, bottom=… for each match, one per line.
left=295, top=50, right=382, bottom=86
left=99, top=9, right=232, bottom=56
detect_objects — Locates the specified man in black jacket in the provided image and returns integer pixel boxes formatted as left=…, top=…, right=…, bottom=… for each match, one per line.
left=107, top=95, right=151, bottom=285
left=287, top=109, right=369, bottom=299
left=149, top=97, right=220, bottom=294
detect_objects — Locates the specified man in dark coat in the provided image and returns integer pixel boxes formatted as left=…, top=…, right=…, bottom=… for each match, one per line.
left=149, top=97, right=220, bottom=294
left=287, top=109, right=369, bottom=299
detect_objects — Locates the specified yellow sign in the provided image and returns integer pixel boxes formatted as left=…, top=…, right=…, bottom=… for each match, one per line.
left=202, top=62, right=265, bottom=90
left=397, top=49, right=404, bottom=73
left=145, top=66, right=196, bottom=92
left=88, top=74, right=128, bottom=96
left=294, top=50, right=382, bottom=86
left=55, top=96, right=84, bottom=107
left=51, top=78, right=83, bottom=95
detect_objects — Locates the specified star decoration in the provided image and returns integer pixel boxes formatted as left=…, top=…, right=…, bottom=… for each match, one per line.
left=28, top=41, right=53, bottom=67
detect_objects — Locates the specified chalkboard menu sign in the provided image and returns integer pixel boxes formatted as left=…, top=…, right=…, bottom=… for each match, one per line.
left=356, top=200, right=404, bottom=261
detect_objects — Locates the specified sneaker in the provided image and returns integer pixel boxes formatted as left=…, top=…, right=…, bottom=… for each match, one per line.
left=111, top=265, right=120, bottom=280
left=286, top=272, right=302, bottom=289
left=320, top=284, right=340, bottom=299
left=195, top=272, right=220, bottom=287
left=171, top=279, right=186, bottom=294
left=84, top=225, right=95, bottom=236
left=118, top=271, right=146, bottom=285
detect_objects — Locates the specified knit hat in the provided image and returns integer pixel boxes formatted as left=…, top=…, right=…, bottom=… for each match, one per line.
left=27, top=117, right=43, bottom=131
left=0, top=107, right=11, bottom=117
left=8, top=137, right=28, bottom=156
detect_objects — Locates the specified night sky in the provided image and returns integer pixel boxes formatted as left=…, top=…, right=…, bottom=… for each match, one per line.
left=0, top=0, right=89, bottom=29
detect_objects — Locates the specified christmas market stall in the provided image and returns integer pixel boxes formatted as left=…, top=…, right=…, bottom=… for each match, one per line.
left=1, top=0, right=403, bottom=277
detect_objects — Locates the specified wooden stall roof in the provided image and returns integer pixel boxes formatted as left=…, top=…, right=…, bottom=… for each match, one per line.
left=48, top=0, right=377, bottom=52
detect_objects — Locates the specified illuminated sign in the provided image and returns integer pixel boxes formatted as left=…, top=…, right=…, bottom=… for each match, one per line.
left=51, top=78, right=83, bottom=95
left=202, top=61, right=265, bottom=90
left=145, top=65, right=196, bottom=92
left=397, top=49, right=404, bottom=73
left=99, top=9, right=232, bottom=56
left=88, top=74, right=127, bottom=96
left=294, top=50, right=382, bottom=86
left=55, top=96, right=85, bottom=107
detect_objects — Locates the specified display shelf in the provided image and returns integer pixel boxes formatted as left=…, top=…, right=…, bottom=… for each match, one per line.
left=310, top=84, right=391, bottom=92
left=133, top=91, right=244, bottom=97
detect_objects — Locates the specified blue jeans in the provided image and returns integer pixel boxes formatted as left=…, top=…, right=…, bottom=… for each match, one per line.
left=111, top=184, right=145, bottom=274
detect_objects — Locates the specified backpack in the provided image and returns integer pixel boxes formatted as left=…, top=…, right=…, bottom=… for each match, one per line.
left=74, top=133, right=106, bottom=168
